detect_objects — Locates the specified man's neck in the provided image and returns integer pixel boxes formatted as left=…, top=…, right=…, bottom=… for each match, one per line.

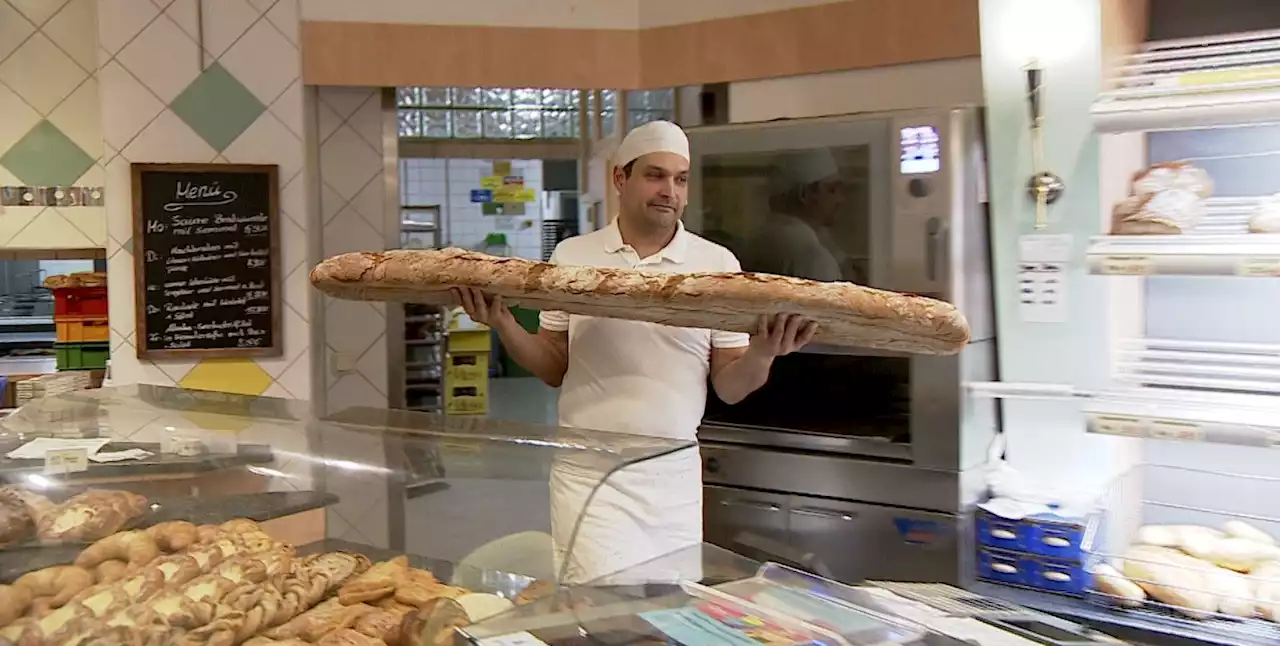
left=617, top=214, right=677, bottom=260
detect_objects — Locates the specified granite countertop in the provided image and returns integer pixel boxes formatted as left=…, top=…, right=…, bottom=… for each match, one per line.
left=0, top=442, right=274, bottom=479
left=0, top=490, right=337, bottom=582
left=972, top=582, right=1280, bottom=646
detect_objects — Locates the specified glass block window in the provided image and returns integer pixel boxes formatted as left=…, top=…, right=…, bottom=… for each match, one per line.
left=625, top=89, right=675, bottom=130
left=397, top=87, right=580, bottom=139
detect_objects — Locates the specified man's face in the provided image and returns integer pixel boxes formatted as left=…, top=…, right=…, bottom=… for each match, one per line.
left=804, top=178, right=846, bottom=227
left=614, top=152, right=689, bottom=229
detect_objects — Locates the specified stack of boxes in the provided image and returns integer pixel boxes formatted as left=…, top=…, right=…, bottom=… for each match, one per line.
left=976, top=508, right=1091, bottom=597
left=47, top=273, right=110, bottom=372
left=443, top=307, right=490, bottom=415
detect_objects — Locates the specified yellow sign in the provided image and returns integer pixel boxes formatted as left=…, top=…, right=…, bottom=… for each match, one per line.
left=492, top=160, right=512, bottom=176
left=479, top=176, right=502, bottom=190
left=494, top=187, right=536, bottom=204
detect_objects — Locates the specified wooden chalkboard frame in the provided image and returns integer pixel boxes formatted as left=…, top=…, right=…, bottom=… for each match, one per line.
left=131, top=162, right=282, bottom=360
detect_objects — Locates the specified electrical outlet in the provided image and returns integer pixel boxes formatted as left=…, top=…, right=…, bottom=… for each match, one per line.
left=331, top=352, right=358, bottom=375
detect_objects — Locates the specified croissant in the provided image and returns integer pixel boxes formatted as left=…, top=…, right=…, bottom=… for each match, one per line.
left=76, top=530, right=162, bottom=571
left=148, top=520, right=199, bottom=552
left=14, top=565, right=94, bottom=610
left=94, top=560, right=130, bottom=584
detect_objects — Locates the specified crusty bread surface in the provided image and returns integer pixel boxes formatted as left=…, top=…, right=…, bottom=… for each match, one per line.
left=310, top=248, right=971, bottom=355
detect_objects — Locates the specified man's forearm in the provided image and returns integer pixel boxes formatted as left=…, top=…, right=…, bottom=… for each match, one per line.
left=711, top=350, right=773, bottom=404
left=492, top=320, right=568, bottom=387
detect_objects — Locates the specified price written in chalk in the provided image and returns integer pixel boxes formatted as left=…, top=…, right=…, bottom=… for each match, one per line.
left=134, top=164, right=279, bottom=357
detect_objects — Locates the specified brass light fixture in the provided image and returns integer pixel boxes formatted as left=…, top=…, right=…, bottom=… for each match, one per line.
left=1025, top=61, right=1064, bottom=230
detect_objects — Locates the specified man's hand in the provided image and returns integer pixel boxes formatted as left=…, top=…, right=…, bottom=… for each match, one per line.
left=746, top=313, right=818, bottom=360
left=452, top=287, right=516, bottom=330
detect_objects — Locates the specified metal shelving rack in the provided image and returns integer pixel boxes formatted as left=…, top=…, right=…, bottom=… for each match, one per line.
left=399, top=206, right=446, bottom=413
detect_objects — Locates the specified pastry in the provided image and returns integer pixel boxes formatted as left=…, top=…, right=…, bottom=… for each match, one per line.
left=310, top=249, right=972, bottom=355
left=42, top=272, right=107, bottom=290
left=319, top=628, right=389, bottom=646
left=353, top=606, right=410, bottom=645
left=75, top=530, right=161, bottom=571
left=94, top=560, right=130, bottom=584
left=339, top=557, right=410, bottom=605
left=0, top=584, right=32, bottom=626
left=0, top=492, right=32, bottom=548
left=1110, top=190, right=1203, bottom=235
left=400, top=597, right=470, bottom=646
left=1249, top=194, right=1280, bottom=233
left=148, top=520, right=199, bottom=552
left=13, top=565, right=94, bottom=611
left=392, top=570, right=465, bottom=609
left=37, top=490, right=148, bottom=542
left=147, top=554, right=203, bottom=589
left=302, top=552, right=373, bottom=592
left=265, top=598, right=377, bottom=642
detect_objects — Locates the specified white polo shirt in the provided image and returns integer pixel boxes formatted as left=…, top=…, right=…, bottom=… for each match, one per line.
left=539, top=221, right=750, bottom=441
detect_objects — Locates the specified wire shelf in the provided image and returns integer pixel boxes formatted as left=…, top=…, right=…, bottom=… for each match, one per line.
left=1083, top=464, right=1280, bottom=641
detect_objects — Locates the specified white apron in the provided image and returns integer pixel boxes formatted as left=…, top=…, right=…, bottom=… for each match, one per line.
left=550, top=447, right=704, bottom=585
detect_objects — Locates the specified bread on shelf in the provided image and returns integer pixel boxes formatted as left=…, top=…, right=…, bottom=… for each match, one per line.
left=1249, top=194, right=1280, bottom=233
left=1110, top=162, right=1213, bottom=235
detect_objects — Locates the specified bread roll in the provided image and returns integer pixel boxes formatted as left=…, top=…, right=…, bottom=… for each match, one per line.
left=1249, top=196, right=1280, bottom=233
left=1131, top=162, right=1213, bottom=199
left=1224, top=520, right=1278, bottom=546
left=1254, top=562, right=1280, bottom=622
left=1136, top=525, right=1222, bottom=549
left=1183, top=536, right=1280, bottom=573
left=1092, top=564, right=1145, bottom=608
left=1204, top=567, right=1256, bottom=618
left=1110, top=191, right=1204, bottom=235
left=310, top=249, right=972, bottom=355
left=1121, top=546, right=1218, bottom=618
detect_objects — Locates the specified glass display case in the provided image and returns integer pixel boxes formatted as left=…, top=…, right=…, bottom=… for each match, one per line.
left=0, top=384, right=719, bottom=645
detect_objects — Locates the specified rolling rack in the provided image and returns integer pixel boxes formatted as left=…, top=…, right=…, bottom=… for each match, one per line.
left=399, top=206, right=446, bottom=414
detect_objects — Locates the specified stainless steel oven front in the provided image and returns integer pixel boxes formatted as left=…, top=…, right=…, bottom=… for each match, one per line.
left=684, top=107, right=998, bottom=584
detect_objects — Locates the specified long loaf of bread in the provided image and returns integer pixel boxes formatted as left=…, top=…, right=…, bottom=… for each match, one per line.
left=310, top=248, right=971, bottom=355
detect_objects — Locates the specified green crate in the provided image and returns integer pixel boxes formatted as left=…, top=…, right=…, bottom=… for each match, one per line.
left=56, top=342, right=109, bottom=370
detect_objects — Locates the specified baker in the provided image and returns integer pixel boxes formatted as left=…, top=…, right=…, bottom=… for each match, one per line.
left=744, top=150, right=852, bottom=282
left=454, top=120, right=817, bottom=583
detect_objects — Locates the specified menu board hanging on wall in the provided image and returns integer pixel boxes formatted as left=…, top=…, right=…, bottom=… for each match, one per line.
left=132, top=163, right=281, bottom=359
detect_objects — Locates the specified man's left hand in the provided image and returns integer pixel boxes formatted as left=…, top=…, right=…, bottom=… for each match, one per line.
left=747, top=313, right=819, bottom=360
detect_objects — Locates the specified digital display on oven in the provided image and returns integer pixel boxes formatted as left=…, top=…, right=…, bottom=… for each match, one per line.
left=900, top=125, right=941, bottom=174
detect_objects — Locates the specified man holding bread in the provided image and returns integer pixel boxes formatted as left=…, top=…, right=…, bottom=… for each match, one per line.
left=454, top=120, right=817, bottom=582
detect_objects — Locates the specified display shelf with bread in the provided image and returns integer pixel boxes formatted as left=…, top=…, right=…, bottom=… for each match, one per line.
left=1091, top=29, right=1280, bottom=134
left=1087, top=165, right=1280, bottom=277
left=1080, top=464, right=1280, bottom=645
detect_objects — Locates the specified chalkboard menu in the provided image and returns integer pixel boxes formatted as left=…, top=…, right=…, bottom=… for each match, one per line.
left=132, top=163, right=281, bottom=359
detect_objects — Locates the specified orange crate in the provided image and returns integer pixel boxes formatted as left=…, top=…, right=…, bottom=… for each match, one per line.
left=56, top=317, right=109, bottom=343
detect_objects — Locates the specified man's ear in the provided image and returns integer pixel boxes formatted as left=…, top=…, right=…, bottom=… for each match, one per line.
left=612, top=166, right=627, bottom=194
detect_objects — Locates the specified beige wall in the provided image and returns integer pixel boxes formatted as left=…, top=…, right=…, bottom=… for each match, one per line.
left=299, top=0, right=639, bottom=29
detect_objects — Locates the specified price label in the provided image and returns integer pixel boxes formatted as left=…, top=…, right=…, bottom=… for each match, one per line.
left=1149, top=419, right=1204, bottom=442
left=1099, top=255, right=1155, bottom=275
left=44, top=448, right=89, bottom=474
left=1237, top=257, right=1280, bottom=277
left=1089, top=414, right=1145, bottom=437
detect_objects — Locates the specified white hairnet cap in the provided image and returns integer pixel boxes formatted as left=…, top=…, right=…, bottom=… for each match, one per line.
left=615, top=121, right=689, bottom=168
left=770, top=150, right=839, bottom=193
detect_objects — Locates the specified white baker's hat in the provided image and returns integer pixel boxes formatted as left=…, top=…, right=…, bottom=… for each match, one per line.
left=615, top=120, right=690, bottom=168
left=769, top=150, right=839, bottom=194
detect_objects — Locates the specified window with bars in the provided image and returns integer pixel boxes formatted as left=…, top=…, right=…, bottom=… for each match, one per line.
left=397, top=87, right=581, bottom=139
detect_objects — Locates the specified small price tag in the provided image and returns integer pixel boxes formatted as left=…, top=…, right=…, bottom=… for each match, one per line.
left=44, top=448, right=89, bottom=474
left=479, top=633, right=549, bottom=646
left=1090, top=414, right=1145, bottom=437
left=1149, top=419, right=1204, bottom=442
left=1237, top=257, right=1280, bottom=277
left=1100, top=255, right=1154, bottom=275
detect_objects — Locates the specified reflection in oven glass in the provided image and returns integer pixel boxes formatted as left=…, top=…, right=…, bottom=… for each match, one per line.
left=704, top=353, right=910, bottom=441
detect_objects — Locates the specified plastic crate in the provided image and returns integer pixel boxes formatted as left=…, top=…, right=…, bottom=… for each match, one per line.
left=53, top=287, right=108, bottom=317
left=55, top=342, right=109, bottom=370
left=55, top=317, right=109, bottom=343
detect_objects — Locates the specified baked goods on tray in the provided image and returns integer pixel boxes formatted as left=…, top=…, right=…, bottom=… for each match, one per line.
left=311, top=249, right=971, bottom=355
left=42, top=271, right=107, bottom=290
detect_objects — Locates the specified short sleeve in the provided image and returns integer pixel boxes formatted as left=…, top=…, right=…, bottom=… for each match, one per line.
left=539, top=245, right=570, bottom=332
left=712, top=249, right=751, bottom=349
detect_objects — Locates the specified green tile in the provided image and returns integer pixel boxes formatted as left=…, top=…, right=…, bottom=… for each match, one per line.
left=0, top=120, right=95, bottom=187
left=170, top=62, right=266, bottom=152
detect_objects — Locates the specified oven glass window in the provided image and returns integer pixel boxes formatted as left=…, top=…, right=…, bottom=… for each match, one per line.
left=700, top=146, right=873, bottom=286
left=693, top=144, right=911, bottom=442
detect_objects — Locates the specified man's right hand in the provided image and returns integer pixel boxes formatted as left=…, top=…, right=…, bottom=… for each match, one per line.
left=452, top=287, right=516, bottom=330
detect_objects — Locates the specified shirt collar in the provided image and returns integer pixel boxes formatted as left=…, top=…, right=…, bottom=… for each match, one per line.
left=603, top=219, right=689, bottom=264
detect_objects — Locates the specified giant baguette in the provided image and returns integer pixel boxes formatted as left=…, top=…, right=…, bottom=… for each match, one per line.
left=310, top=249, right=971, bottom=355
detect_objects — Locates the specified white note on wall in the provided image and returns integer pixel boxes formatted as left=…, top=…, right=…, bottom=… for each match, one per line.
left=1017, top=234, right=1072, bottom=324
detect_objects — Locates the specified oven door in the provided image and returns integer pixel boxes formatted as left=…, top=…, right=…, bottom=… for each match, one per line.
left=686, top=117, right=919, bottom=460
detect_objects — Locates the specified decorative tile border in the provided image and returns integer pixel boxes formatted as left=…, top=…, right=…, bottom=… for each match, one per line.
left=0, top=186, right=105, bottom=207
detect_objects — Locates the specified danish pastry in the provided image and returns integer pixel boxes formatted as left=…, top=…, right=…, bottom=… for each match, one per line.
left=75, top=530, right=161, bottom=571
left=148, top=520, right=199, bottom=553
left=339, top=556, right=410, bottom=605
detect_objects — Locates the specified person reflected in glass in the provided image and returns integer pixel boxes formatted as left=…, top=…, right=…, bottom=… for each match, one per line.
left=745, top=151, right=849, bottom=282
